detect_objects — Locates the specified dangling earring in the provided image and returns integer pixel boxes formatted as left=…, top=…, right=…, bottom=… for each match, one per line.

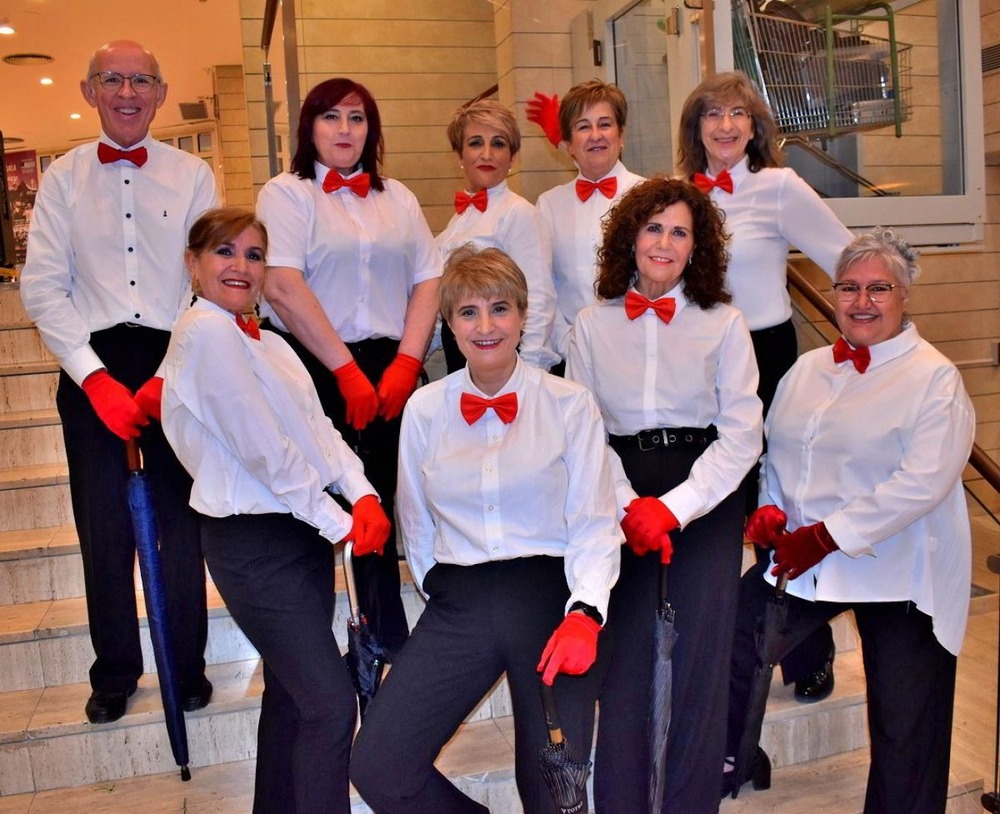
left=190, top=278, right=202, bottom=306
left=254, top=302, right=261, bottom=319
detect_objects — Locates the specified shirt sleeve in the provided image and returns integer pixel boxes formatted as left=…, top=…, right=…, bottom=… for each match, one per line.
left=500, top=203, right=559, bottom=369
left=824, top=364, right=975, bottom=557
left=257, top=175, right=310, bottom=271
left=20, top=161, right=105, bottom=384
left=167, top=313, right=360, bottom=542
left=661, top=312, right=764, bottom=526
left=778, top=170, right=854, bottom=278
left=560, top=389, right=623, bottom=621
left=395, top=397, right=437, bottom=595
left=397, top=182, right=443, bottom=289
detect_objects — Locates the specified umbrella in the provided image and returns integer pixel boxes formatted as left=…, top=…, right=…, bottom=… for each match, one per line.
left=648, top=547, right=677, bottom=814
left=539, top=678, right=591, bottom=814
left=342, top=539, right=388, bottom=719
left=730, top=572, right=791, bottom=799
left=125, top=439, right=191, bottom=781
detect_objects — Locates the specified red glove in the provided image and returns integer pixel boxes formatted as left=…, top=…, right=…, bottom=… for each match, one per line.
left=134, top=376, right=164, bottom=423
left=621, top=497, right=678, bottom=562
left=527, top=91, right=562, bottom=147
left=332, top=360, right=379, bottom=431
left=81, top=370, right=147, bottom=440
left=376, top=353, right=422, bottom=421
left=345, top=495, right=391, bottom=556
left=537, top=612, right=601, bottom=686
left=745, top=504, right=788, bottom=547
left=771, top=521, right=838, bottom=581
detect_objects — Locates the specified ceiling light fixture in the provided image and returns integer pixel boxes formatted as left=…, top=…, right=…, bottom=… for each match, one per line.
left=69, top=113, right=81, bottom=120
left=40, top=77, right=53, bottom=85
left=0, top=20, right=15, bottom=36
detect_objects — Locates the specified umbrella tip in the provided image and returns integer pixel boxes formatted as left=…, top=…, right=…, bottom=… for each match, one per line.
left=180, top=765, right=191, bottom=782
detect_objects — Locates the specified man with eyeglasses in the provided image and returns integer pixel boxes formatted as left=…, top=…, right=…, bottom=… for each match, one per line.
left=21, top=40, right=217, bottom=725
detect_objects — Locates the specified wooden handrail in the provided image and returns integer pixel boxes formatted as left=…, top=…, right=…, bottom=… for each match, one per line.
left=787, top=263, right=1000, bottom=497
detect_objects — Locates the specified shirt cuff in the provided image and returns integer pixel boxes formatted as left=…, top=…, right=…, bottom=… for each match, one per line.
left=661, top=481, right=701, bottom=528
left=327, top=471, right=378, bottom=508
left=64, top=345, right=108, bottom=387
left=823, top=513, right=877, bottom=559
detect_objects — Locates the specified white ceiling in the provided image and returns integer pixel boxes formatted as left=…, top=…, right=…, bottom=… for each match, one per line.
left=0, top=0, right=245, bottom=152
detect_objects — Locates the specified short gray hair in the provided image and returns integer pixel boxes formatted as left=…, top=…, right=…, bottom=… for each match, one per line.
left=835, top=227, right=920, bottom=286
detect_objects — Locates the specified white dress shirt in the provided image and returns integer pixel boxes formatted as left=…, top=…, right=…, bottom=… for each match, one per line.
left=536, top=161, right=645, bottom=358
left=396, top=357, right=622, bottom=619
left=162, top=299, right=377, bottom=543
left=706, top=156, right=853, bottom=331
left=761, top=323, right=975, bottom=655
left=20, top=132, right=218, bottom=384
left=256, top=164, right=442, bottom=342
left=435, top=181, right=558, bottom=369
left=567, top=284, right=763, bottom=527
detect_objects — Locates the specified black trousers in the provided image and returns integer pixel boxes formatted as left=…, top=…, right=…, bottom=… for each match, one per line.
left=56, top=324, right=207, bottom=694
left=269, top=327, right=409, bottom=654
left=351, top=557, right=603, bottom=814
left=728, top=562, right=956, bottom=814
left=201, top=513, right=357, bottom=814
left=593, top=445, right=744, bottom=814
left=749, top=318, right=834, bottom=683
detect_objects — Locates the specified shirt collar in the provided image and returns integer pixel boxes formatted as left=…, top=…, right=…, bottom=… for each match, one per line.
left=863, top=322, right=920, bottom=371
left=314, top=160, right=366, bottom=181
left=626, top=280, right=689, bottom=316
left=99, top=130, right=154, bottom=152
left=461, top=354, right=524, bottom=398
left=576, top=160, right=628, bottom=185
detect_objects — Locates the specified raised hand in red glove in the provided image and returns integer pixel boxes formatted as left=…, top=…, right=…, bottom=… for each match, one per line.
left=745, top=504, right=788, bottom=547
left=377, top=353, right=422, bottom=421
left=81, top=370, right=148, bottom=440
left=771, top=521, right=838, bottom=580
left=537, top=612, right=601, bottom=686
left=621, top=497, right=678, bottom=562
left=527, top=91, right=562, bottom=147
left=332, top=360, right=379, bottom=431
left=134, top=376, right=164, bottom=423
left=344, top=494, right=391, bottom=556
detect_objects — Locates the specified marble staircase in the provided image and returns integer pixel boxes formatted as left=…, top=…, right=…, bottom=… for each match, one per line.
left=0, top=281, right=984, bottom=811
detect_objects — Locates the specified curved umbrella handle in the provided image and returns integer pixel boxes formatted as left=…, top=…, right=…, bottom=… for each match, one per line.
left=342, top=539, right=361, bottom=622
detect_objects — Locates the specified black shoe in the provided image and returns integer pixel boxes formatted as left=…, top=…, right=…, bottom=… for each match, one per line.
left=794, top=657, right=835, bottom=703
left=85, top=686, right=136, bottom=724
left=721, top=747, right=772, bottom=800
left=181, top=677, right=213, bottom=712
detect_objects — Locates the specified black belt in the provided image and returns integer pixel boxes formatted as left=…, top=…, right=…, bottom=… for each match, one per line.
left=609, top=425, right=718, bottom=453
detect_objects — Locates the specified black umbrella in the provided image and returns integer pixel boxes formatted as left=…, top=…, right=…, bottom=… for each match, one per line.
left=648, top=547, right=677, bottom=813
left=342, top=539, right=387, bottom=719
left=125, top=439, right=191, bottom=781
left=730, top=572, right=790, bottom=799
left=539, top=679, right=591, bottom=814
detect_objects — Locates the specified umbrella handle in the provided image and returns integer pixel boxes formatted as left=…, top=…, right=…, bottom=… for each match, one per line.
left=125, top=438, right=142, bottom=474
left=342, top=539, right=362, bottom=621
left=775, top=573, right=789, bottom=599
left=540, top=681, right=565, bottom=746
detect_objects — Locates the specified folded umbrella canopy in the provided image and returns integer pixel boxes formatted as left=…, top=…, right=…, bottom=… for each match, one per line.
left=648, top=547, right=677, bottom=814
left=125, top=439, right=191, bottom=781
left=539, top=679, right=591, bottom=814
left=342, top=539, right=388, bottom=719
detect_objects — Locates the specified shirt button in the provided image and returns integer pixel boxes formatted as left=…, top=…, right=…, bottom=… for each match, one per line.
left=134, top=313, right=140, bottom=319
left=124, top=179, right=130, bottom=185
left=127, top=247, right=134, bottom=253
left=126, top=213, right=132, bottom=219
left=129, top=280, right=136, bottom=286
left=487, top=505, right=494, bottom=512
left=485, top=464, right=494, bottom=471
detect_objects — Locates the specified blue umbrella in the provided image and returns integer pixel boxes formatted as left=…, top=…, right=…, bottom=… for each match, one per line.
left=342, top=539, right=387, bottom=719
left=125, top=440, right=191, bottom=781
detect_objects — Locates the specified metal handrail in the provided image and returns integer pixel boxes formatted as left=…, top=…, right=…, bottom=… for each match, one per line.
left=787, top=264, right=1000, bottom=496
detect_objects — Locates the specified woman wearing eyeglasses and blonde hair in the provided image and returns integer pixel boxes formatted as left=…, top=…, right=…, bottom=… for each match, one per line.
left=678, top=71, right=853, bottom=698
left=727, top=228, right=974, bottom=811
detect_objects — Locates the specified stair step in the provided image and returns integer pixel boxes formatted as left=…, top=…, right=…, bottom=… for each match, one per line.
left=0, top=368, right=59, bottom=413
left=0, top=423, right=66, bottom=468
left=720, top=746, right=983, bottom=813
left=0, top=361, right=60, bottom=378
left=0, top=408, right=61, bottom=430
left=0, top=462, right=68, bottom=489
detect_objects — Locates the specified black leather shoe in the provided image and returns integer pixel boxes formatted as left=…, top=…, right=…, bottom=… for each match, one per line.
left=794, top=657, right=835, bottom=702
left=181, top=677, right=213, bottom=712
left=721, top=747, right=772, bottom=799
left=85, top=686, right=136, bottom=724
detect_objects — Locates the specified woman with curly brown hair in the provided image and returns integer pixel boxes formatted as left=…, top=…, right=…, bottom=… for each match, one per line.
left=567, top=177, right=763, bottom=813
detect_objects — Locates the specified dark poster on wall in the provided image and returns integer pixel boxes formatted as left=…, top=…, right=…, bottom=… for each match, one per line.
left=4, top=149, right=38, bottom=267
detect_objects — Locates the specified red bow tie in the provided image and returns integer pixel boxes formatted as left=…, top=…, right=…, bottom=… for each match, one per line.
left=235, top=313, right=261, bottom=341
left=97, top=142, right=148, bottom=168
left=692, top=169, right=733, bottom=194
left=322, top=170, right=371, bottom=197
left=832, top=337, right=870, bottom=373
left=624, top=291, right=676, bottom=324
left=576, top=176, right=617, bottom=202
left=460, top=391, right=518, bottom=425
left=454, top=188, right=488, bottom=215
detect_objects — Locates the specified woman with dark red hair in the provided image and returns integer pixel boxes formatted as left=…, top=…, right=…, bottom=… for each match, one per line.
left=257, top=78, right=442, bottom=656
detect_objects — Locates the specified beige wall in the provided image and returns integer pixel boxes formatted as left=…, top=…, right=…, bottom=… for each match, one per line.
left=213, top=65, right=254, bottom=209
left=985, top=0, right=1000, bottom=160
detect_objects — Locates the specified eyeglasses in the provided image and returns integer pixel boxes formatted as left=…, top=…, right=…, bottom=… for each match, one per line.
left=89, top=71, right=160, bottom=93
left=831, top=282, right=899, bottom=303
left=701, top=107, right=751, bottom=122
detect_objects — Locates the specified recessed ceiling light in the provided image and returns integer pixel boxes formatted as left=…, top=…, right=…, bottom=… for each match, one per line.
left=69, top=113, right=81, bottom=120
left=40, top=77, right=53, bottom=85
left=0, top=21, right=15, bottom=36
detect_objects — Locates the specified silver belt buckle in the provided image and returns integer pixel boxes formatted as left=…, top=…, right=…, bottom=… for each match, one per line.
left=638, top=431, right=661, bottom=452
